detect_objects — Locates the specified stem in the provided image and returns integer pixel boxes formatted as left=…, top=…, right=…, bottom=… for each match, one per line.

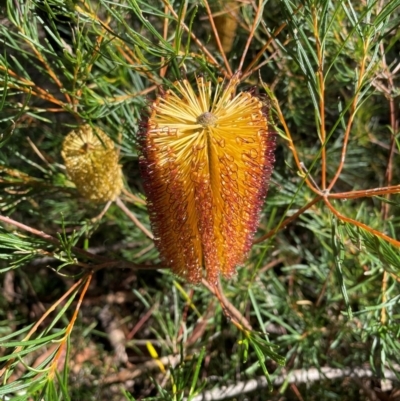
left=380, top=271, right=388, bottom=325
left=161, top=0, right=228, bottom=78
left=160, top=3, right=170, bottom=78
left=122, top=188, right=146, bottom=205
left=271, top=96, right=319, bottom=193
left=238, top=0, right=262, bottom=73
left=328, top=39, right=369, bottom=191
left=0, top=214, right=143, bottom=269
left=242, top=5, right=302, bottom=77
left=49, top=272, right=93, bottom=378
left=0, top=276, right=85, bottom=379
left=0, top=66, right=66, bottom=107
left=324, top=197, right=400, bottom=248
left=202, top=279, right=252, bottom=332
left=76, top=4, right=159, bottom=83
left=202, top=0, right=232, bottom=77
left=328, top=185, right=400, bottom=199
left=380, top=42, right=399, bottom=220
left=253, top=196, right=322, bottom=244
left=312, top=6, right=326, bottom=190
left=115, top=197, right=154, bottom=240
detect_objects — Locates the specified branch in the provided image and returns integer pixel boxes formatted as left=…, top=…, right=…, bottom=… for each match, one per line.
left=0, top=214, right=158, bottom=270
left=188, top=365, right=400, bottom=401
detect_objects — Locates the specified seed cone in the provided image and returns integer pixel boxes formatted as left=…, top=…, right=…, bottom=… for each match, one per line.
left=139, top=76, right=275, bottom=284
left=62, top=124, right=123, bottom=202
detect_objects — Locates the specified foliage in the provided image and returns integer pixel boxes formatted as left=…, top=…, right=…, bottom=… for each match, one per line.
left=0, top=0, right=400, bottom=399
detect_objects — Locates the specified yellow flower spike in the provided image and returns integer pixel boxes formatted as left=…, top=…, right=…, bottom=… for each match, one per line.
left=61, top=124, right=123, bottom=202
left=139, top=75, right=275, bottom=284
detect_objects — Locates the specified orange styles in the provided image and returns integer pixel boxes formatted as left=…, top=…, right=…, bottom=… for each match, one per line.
left=139, top=76, right=275, bottom=284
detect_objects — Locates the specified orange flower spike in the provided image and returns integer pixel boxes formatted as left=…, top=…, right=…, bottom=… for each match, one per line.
left=139, top=75, right=275, bottom=284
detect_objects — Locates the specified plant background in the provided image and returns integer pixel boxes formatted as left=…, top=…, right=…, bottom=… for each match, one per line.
left=1, top=0, right=400, bottom=400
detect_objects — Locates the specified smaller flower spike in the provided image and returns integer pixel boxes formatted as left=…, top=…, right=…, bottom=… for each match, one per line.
left=139, top=75, right=275, bottom=284
left=62, top=124, right=123, bottom=202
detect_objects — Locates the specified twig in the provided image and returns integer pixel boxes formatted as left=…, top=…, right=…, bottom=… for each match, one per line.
left=268, top=94, right=318, bottom=193
left=49, top=272, right=94, bottom=378
left=122, top=188, right=146, bottom=205
left=201, top=279, right=252, bottom=332
left=97, top=85, right=158, bottom=105
left=238, top=0, right=262, bottom=72
left=160, top=3, right=170, bottom=78
left=0, top=214, right=153, bottom=270
left=91, top=201, right=112, bottom=223
left=324, top=197, right=400, bottom=248
left=161, top=0, right=228, bottom=77
left=328, top=185, right=400, bottom=199
left=115, top=197, right=154, bottom=240
left=241, top=49, right=280, bottom=81
left=0, top=275, right=86, bottom=379
left=381, top=270, right=388, bottom=325
left=312, top=6, right=326, bottom=190
left=328, top=39, right=369, bottom=191
left=202, top=0, right=232, bottom=77
left=75, top=5, right=158, bottom=83
left=0, top=65, right=68, bottom=108
left=253, top=196, right=322, bottom=244
left=102, top=354, right=181, bottom=384
left=379, top=42, right=400, bottom=220
left=242, top=5, right=302, bottom=77
left=188, top=365, right=400, bottom=401
left=26, top=137, right=52, bottom=169
left=127, top=303, right=158, bottom=340
left=17, top=25, right=72, bottom=105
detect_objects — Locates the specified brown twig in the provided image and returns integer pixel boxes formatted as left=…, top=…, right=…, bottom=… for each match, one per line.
left=253, top=196, right=322, bottom=244
left=160, top=3, right=171, bottom=78
left=122, top=188, right=146, bottom=205
left=0, top=275, right=86, bottom=378
left=49, top=272, right=93, bottom=378
left=202, top=0, right=233, bottom=77
left=127, top=304, right=158, bottom=340
left=115, top=197, right=154, bottom=240
left=161, top=0, right=228, bottom=78
left=238, top=0, right=262, bottom=73
left=324, top=197, right=400, bottom=248
left=379, top=42, right=400, bottom=220
left=97, top=85, right=158, bottom=105
left=76, top=4, right=159, bottom=83
left=0, top=68, right=66, bottom=107
left=0, top=214, right=151, bottom=270
left=15, top=23, right=72, bottom=105
left=328, top=185, right=400, bottom=199
left=202, top=279, right=252, bottom=332
left=328, top=39, right=370, bottom=191
left=268, top=94, right=318, bottom=192
left=381, top=271, right=388, bottom=325
left=242, top=5, right=302, bottom=77
left=312, top=5, right=326, bottom=190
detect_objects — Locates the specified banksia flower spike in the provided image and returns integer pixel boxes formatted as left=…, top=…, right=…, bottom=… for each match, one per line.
left=62, top=124, right=123, bottom=202
left=139, top=75, right=275, bottom=284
